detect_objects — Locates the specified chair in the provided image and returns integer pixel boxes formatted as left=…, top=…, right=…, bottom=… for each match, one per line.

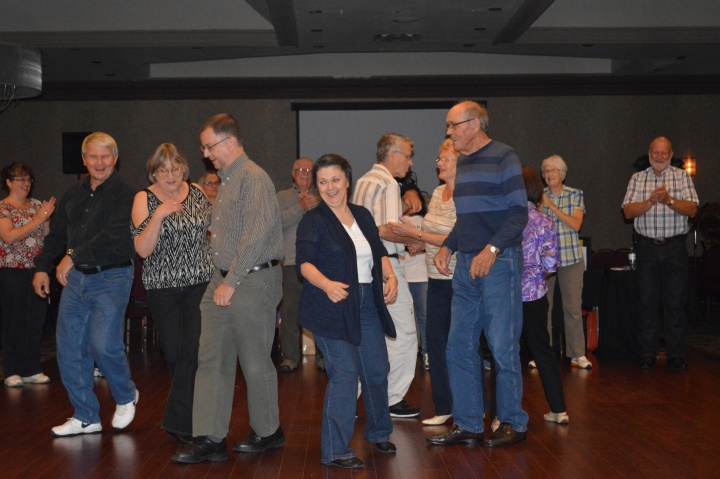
left=606, top=248, right=631, bottom=269
left=124, top=258, right=155, bottom=352
left=699, top=245, right=720, bottom=321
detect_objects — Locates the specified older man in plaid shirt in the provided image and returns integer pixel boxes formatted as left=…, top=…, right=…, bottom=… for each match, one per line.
left=623, top=136, right=698, bottom=371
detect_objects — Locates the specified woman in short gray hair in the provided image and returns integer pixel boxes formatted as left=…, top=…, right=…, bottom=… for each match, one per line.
left=540, top=155, right=590, bottom=370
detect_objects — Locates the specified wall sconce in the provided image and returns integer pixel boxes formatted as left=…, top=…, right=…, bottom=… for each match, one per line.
left=683, top=156, right=696, bottom=177
left=0, top=42, right=42, bottom=113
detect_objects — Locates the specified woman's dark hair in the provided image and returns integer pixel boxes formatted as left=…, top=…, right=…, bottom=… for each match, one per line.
left=314, top=154, right=352, bottom=195
left=400, top=182, right=428, bottom=216
left=1, top=162, right=34, bottom=192
left=522, top=165, right=544, bottom=206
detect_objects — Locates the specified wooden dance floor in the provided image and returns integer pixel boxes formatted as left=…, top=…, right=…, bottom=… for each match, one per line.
left=2, top=334, right=720, bottom=479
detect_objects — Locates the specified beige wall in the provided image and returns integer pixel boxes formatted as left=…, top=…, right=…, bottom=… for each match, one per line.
left=0, top=95, right=717, bottom=252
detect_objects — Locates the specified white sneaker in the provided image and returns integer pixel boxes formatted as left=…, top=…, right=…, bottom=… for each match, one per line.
left=52, top=418, right=102, bottom=437
left=112, top=389, right=139, bottom=430
left=571, top=356, right=592, bottom=369
left=544, top=411, right=570, bottom=424
left=22, top=373, right=50, bottom=384
left=528, top=360, right=537, bottom=369
left=4, top=375, right=23, bottom=387
left=93, top=368, right=104, bottom=378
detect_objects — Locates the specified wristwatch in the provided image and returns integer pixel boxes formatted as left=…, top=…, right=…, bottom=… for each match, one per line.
left=487, top=245, right=499, bottom=254
left=668, top=197, right=675, bottom=206
left=66, top=248, right=76, bottom=261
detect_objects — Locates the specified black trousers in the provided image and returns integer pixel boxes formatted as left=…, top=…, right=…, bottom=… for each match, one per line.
left=522, top=296, right=566, bottom=413
left=146, top=281, right=208, bottom=437
left=0, top=268, right=47, bottom=378
left=488, top=295, right=566, bottom=417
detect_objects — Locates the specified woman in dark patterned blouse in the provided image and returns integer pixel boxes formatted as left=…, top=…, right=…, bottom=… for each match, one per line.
left=131, top=144, right=213, bottom=445
left=0, top=163, right=55, bottom=387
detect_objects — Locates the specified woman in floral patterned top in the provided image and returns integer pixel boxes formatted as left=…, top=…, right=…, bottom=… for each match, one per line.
left=0, top=162, right=56, bottom=387
left=520, top=165, right=568, bottom=425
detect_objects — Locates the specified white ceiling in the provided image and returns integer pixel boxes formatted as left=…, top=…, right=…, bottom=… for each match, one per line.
left=1, top=0, right=719, bottom=90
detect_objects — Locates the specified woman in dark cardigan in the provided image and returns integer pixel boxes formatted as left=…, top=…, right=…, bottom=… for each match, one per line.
left=296, top=154, right=398, bottom=469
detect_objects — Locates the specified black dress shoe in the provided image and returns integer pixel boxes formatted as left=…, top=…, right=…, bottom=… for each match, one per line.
left=640, top=356, right=656, bottom=369
left=233, top=426, right=286, bottom=453
left=427, top=424, right=483, bottom=446
left=324, top=456, right=363, bottom=469
left=389, top=399, right=420, bottom=418
left=167, top=431, right=193, bottom=445
left=482, top=423, right=526, bottom=448
left=373, top=441, right=397, bottom=454
left=667, top=357, right=688, bottom=370
left=171, top=436, right=228, bottom=463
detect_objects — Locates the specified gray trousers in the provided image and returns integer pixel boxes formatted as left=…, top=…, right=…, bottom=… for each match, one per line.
left=279, top=265, right=303, bottom=363
left=546, top=260, right=586, bottom=359
left=192, top=266, right=282, bottom=439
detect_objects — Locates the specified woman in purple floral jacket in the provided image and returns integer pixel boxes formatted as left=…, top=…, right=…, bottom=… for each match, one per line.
left=520, top=165, right=569, bottom=425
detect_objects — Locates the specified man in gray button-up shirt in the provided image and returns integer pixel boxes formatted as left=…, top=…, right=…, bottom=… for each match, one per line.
left=173, top=113, right=285, bottom=464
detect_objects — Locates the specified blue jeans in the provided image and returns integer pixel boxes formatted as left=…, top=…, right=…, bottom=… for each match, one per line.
left=56, top=266, right=136, bottom=424
left=426, top=278, right=453, bottom=416
left=448, top=248, right=527, bottom=433
left=314, top=283, right=392, bottom=464
left=408, top=281, right=428, bottom=356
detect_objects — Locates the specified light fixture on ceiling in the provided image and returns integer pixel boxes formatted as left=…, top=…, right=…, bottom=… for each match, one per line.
left=0, top=42, right=42, bottom=113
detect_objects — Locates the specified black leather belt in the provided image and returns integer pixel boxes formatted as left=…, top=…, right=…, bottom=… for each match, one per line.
left=387, top=253, right=399, bottom=259
left=636, top=233, right=686, bottom=245
left=74, top=260, right=133, bottom=275
left=220, top=259, right=279, bottom=278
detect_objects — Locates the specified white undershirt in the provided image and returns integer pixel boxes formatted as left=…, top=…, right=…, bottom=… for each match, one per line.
left=343, top=221, right=373, bottom=283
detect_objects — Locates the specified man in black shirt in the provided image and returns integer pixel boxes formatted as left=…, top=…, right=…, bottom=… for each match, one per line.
left=33, top=132, right=139, bottom=437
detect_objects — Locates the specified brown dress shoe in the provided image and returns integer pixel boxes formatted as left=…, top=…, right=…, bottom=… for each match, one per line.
left=482, top=423, right=526, bottom=448
left=426, top=424, right=483, bottom=446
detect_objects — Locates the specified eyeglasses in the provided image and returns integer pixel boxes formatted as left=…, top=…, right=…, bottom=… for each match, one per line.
left=445, top=118, right=474, bottom=130
left=542, top=168, right=560, bottom=175
left=203, top=181, right=220, bottom=187
left=12, top=177, right=33, bottom=183
left=294, top=168, right=312, bottom=173
left=393, top=150, right=413, bottom=161
left=200, top=137, right=230, bottom=153
left=156, top=166, right=181, bottom=176
left=436, top=157, right=456, bottom=164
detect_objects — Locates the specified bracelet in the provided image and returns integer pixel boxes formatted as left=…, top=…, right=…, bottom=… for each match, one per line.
left=386, top=274, right=397, bottom=281
left=417, top=230, right=423, bottom=240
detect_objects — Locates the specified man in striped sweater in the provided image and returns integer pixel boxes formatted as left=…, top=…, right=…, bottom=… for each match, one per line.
left=428, top=101, right=529, bottom=448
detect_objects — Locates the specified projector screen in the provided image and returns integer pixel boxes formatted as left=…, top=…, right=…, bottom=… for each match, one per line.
left=295, top=102, right=456, bottom=195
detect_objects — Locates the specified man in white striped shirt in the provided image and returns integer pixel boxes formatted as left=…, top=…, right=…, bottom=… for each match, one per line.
left=353, top=133, right=420, bottom=418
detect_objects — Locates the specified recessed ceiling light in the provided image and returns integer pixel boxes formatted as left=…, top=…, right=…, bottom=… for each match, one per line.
left=393, top=17, right=418, bottom=23
left=373, top=33, right=422, bottom=42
